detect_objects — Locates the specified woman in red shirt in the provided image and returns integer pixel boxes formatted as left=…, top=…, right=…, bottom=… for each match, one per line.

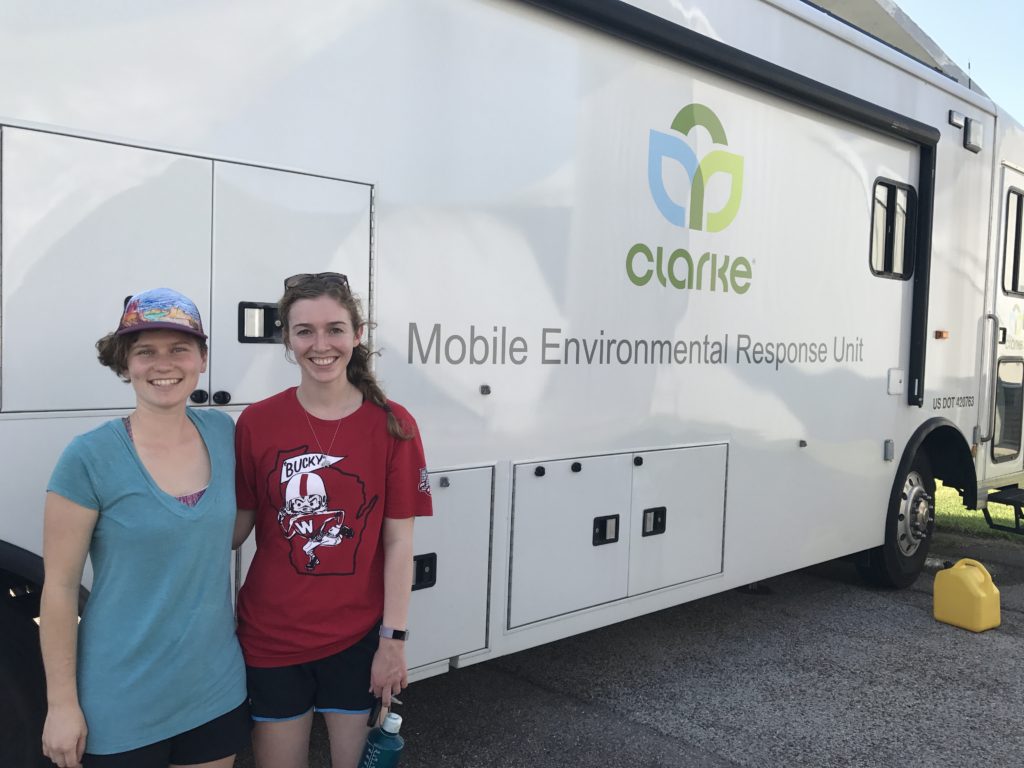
left=233, top=273, right=432, bottom=768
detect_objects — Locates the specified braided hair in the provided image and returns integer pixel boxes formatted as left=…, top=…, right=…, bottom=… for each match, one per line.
left=279, top=276, right=411, bottom=440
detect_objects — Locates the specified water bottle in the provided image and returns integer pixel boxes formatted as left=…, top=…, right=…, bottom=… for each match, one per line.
left=357, top=712, right=405, bottom=768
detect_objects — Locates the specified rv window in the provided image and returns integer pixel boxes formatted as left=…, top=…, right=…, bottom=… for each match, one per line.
left=869, top=180, right=915, bottom=280
left=1002, top=190, right=1024, bottom=295
left=993, top=359, right=1024, bottom=462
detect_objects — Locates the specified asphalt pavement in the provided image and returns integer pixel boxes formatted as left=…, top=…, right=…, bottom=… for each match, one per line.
left=236, top=530, right=1024, bottom=767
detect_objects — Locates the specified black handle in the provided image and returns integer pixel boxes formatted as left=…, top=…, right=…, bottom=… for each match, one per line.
left=634, top=456, right=644, bottom=466
left=190, top=390, right=209, bottom=404
left=237, top=301, right=282, bottom=344
left=534, top=466, right=546, bottom=477
left=592, top=515, right=620, bottom=546
left=212, top=391, right=232, bottom=405
left=571, top=462, right=582, bottom=473
left=412, top=553, right=437, bottom=591
left=642, top=507, right=667, bottom=537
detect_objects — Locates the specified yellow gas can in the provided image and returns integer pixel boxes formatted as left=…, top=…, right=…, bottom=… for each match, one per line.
left=933, top=558, right=1000, bottom=632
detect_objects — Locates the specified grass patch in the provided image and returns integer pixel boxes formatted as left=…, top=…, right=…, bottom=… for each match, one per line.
left=935, top=480, right=1021, bottom=539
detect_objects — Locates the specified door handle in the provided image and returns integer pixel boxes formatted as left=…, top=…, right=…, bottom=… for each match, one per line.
left=592, top=515, right=620, bottom=546
left=979, top=313, right=1000, bottom=443
left=641, top=506, right=667, bottom=537
left=412, top=553, right=437, bottom=591
left=237, top=301, right=282, bottom=343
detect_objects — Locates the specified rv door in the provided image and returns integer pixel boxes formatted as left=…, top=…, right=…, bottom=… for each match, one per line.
left=980, top=165, right=1024, bottom=482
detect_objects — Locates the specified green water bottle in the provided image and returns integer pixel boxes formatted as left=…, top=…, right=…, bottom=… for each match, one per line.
left=358, top=712, right=405, bottom=768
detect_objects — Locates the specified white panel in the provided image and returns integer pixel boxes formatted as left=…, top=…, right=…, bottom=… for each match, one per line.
left=1, top=129, right=212, bottom=411
left=406, top=467, right=492, bottom=670
left=509, top=454, right=632, bottom=628
left=628, top=445, right=727, bottom=596
left=210, top=164, right=371, bottom=406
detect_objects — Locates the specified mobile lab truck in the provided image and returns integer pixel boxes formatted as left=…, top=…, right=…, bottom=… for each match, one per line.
left=2, top=0, right=1022, bottom=762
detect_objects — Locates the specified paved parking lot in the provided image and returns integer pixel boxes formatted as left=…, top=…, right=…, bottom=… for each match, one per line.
left=238, top=531, right=1024, bottom=767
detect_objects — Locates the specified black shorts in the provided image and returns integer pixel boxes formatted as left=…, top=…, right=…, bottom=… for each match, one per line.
left=247, top=626, right=380, bottom=721
left=82, top=701, right=250, bottom=767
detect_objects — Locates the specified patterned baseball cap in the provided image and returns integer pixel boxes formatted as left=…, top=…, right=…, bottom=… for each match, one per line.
left=116, top=287, right=207, bottom=339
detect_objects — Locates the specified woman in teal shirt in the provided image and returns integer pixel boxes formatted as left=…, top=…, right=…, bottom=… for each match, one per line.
left=39, top=288, right=247, bottom=768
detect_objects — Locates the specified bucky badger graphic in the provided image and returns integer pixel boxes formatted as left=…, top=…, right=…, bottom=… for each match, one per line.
left=267, top=450, right=378, bottom=575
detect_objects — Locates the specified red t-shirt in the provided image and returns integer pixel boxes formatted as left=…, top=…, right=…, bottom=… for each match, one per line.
left=235, top=388, right=433, bottom=667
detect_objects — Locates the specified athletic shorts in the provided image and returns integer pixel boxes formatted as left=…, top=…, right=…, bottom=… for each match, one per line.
left=247, top=625, right=380, bottom=721
left=82, top=701, right=250, bottom=767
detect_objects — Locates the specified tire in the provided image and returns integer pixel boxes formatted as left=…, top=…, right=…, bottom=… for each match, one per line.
left=857, top=454, right=935, bottom=588
left=0, top=596, right=49, bottom=768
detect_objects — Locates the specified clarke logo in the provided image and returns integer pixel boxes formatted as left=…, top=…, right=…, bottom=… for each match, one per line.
left=627, top=103, right=752, bottom=294
left=647, top=103, right=744, bottom=231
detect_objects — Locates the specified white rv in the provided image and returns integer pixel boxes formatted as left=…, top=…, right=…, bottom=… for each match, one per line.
left=1, top=0, right=1020, bottom=763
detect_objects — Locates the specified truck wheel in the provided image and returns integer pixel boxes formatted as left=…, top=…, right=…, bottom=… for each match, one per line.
left=0, top=596, right=48, bottom=768
left=858, top=454, right=935, bottom=588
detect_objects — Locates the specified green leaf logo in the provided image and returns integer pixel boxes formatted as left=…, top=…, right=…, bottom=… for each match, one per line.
left=648, top=104, right=744, bottom=232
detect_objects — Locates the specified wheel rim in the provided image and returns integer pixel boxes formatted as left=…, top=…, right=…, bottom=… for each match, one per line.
left=897, top=470, right=933, bottom=557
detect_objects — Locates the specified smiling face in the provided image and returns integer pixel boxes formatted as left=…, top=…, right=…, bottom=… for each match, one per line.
left=125, top=330, right=207, bottom=411
left=285, top=295, right=363, bottom=389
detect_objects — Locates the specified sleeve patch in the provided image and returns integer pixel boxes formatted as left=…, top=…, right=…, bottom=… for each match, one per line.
left=418, top=467, right=432, bottom=496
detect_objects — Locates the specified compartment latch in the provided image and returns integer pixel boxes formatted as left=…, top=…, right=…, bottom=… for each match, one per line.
left=642, top=506, right=667, bottom=537
left=412, top=552, right=437, bottom=591
left=592, top=514, right=620, bottom=546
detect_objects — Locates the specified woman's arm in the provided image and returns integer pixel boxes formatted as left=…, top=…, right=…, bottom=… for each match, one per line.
left=370, top=516, right=415, bottom=706
left=233, top=414, right=258, bottom=553
left=233, top=508, right=256, bottom=550
left=39, top=492, right=98, bottom=768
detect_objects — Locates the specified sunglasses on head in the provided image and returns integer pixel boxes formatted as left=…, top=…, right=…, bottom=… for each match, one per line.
left=283, top=272, right=350, bottom=290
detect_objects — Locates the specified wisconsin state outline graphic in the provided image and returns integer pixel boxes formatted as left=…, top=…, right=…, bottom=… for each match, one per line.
left=263, top=445, right=379, bottom=576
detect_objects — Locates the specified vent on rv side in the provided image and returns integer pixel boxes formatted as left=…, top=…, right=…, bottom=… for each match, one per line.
left=869, top=179, right=917, bottom=280
left=237, top=302, right=282, bottom=343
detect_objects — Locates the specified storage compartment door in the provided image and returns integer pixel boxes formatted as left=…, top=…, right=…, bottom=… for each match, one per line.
left=1, top=129, right=212, bottom=412
left=628, top=445, right=727, bottom=596
left=406, top=467, right=492, bottom=670
left=509, top=454, right=632, bottom=628
left=210, top=163, right=371, bottom=407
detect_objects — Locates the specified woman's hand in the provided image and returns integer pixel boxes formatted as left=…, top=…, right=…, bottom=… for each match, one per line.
left=41, top=702, right=88, bottom=768
left=369, top=638, right=408, bottom=706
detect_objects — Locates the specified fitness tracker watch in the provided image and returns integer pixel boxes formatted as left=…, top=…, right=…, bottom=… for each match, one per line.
left=379, top=626, right=409, bottom=641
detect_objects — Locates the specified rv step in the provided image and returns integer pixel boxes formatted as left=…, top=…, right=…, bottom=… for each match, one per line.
left=987, top=487, right=1024, bottom=505
left=983, top=489, right=1024, bottom=535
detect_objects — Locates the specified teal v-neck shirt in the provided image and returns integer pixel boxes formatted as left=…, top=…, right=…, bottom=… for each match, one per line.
left=48, top=407, right=246, bottom=755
